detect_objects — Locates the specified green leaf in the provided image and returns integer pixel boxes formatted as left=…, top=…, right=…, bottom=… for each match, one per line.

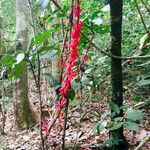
left=109, top=122, right=123, bottom=131
left=9, top=61, right=27, bottom=80
left=67, top=88, right=75, bottom=101
left=96, top=120, right=107, bottom=134
left=125, top=108, right=144, bottom=121
left=114, top=117, right=124, bottom=122
left=1, top=54, right=14, bottom=67
left=109, top=101, right=120, bottom=113
left=124, top=121, right=139, bottom=131
left=30, top=31, right=50, bottom=48
left=133, top=96, right=141, bottom=102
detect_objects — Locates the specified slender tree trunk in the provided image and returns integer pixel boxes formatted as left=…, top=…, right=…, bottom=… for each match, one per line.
left=0, top=0, right=2, bottom=56
left=109, top=1, right=128, bottom=150
left=14, top=0, right=36, bottom=130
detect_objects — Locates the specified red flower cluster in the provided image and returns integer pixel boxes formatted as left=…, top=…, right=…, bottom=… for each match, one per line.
left=58, top=4, right=83, bottom=110
left=74, top=4, right=82, bottom=17
left=43, top=4, right=83, bottom=137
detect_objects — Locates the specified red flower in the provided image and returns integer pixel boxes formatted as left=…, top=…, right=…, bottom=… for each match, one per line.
left=74, top=4, right=82, bottom=17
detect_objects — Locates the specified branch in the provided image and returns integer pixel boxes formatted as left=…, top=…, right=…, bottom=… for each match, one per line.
left=141, top=0, right=150, bottom=15
left=134, top=134, right=150, bottom=150
left=134, top=0, right=149, bottom=34
left=82, top=32, right=150, bottom=60
left=48, top=108, right=61, bottom=133
left=51, top=0, right=63, bottom=13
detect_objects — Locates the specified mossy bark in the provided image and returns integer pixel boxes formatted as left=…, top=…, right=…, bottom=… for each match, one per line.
left=109, top=1, right=128, bottom=150
left=14, top=0, right=37, bottom=130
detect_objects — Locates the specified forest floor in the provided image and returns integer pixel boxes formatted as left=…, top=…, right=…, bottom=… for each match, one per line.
left=0, top=76, right=150, bottom=150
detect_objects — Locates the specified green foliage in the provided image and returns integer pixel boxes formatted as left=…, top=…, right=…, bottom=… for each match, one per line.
left=124, top=121, right=139, bottom=131
left=30, top=30, right=51, bottom=49
left=67, top=88, right=76, bottom=101
left=1, top=54, right=14, bottom=67
left=101, top=138, right=123, bottom=148
left=125, top=108, right=144, bottom=121
left=96, top=107, right=144, bottom=134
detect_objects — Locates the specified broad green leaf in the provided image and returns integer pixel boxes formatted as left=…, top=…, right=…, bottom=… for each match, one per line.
left=109, top=101, right=120, bottom=113
left=30, top=31, right=50, bottom=48
left=114, top=117, right=124, bottom=122
left=1, top=54, right=14, bottom=67
left=124, top=121, right=139, bottom=131
left=67, top=88, right=75, bottom=101
left=97, top=121, right=107, bottom=134
left=109, top=122, right=123, bottom=131
left=9, top=61, right=27, bottom=80
left=125, top=108, right=144, bottom=121
left=133, top=96, right=141, bottom=102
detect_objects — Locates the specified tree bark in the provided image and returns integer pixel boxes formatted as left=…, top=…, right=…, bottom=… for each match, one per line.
left=109, top=1, right=128, bottom=149
left=0, top=0, right=2, bottom=56
left=14, top=0, right=37, bottom=130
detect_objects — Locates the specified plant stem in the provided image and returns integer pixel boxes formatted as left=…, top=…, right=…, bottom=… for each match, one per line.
left=61, top=98, right=69, bottom=150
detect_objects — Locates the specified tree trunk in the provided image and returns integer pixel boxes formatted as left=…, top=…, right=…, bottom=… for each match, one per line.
left=14, top=0, right=36, bottom=130
left=0, top=0, right=2, bottom=56
left=109, top=1, right=128, bottom=149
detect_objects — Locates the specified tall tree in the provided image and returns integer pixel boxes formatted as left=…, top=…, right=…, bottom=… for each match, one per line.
left=109, top=1, right=128, bottom=149
left=14, top=0, right=37, bottom=129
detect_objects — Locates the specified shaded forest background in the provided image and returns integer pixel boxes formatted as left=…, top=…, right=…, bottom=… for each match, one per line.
left=0, top=0, right=150, bottom=150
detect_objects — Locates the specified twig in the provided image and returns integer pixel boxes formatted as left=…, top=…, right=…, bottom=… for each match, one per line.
left=48, top=108, right=61, bottom=133
left=61, top=98, right=69, bottom=150
left=28, top=1, right=44, bottom=149
left=37, top=53, right=45, bottom=150
left=141, top=0, right=150, bottom=15
left=134, top=134, right=150, bottom=150
left=51, top=0, right=63, bottom=12
left=134, top=0, right=149, bottom=34
left=82, top=32, right=150, bottom=60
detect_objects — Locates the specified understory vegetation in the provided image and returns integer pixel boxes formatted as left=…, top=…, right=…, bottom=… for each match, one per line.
left=0, top=0, right=150, bottom=150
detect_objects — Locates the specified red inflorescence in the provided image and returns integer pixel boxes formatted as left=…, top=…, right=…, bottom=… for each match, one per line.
left=43, top=3, right=83, bottom=136
left=74, top=4, right=82, bottom=17
left=58, top=4, right=83, bottom=111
